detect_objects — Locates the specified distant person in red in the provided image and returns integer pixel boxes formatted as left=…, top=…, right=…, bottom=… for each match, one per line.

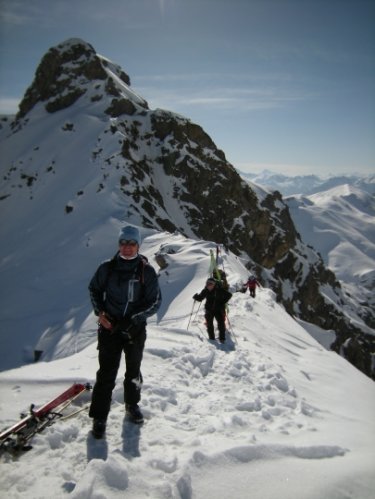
left=245, top=275, right=260, bottom=298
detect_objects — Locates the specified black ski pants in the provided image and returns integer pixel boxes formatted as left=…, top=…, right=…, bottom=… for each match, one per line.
left=89, top=325, right=146, bottom=421
left=205, top=309, right=226, bottom=341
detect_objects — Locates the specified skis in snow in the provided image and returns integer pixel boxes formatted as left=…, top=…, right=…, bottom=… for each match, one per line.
left=0, top=382, right=91, bottom=454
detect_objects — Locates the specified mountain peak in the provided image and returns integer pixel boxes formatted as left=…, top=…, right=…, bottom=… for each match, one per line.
left=56, top=37, right=95, bottom=53
left=17, top=38, right=147, bottom=118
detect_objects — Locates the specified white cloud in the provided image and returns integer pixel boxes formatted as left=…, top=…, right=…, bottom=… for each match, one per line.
left=237, top=161, right=315, bottom=176
left=236, top=161, right=375, bottom=177
left=135, top=82, right=311, bottom=113
left=0, top=0, right=45, bottom=25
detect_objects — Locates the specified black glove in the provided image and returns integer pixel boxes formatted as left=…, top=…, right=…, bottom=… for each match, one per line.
left=124, top=321, right=141, bottom=339
left=115, top=316, right=141, bottom=339
left=193, top=294, right=199, bottom=301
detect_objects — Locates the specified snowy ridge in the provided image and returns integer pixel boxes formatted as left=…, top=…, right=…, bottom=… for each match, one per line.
left=0, top=231, right=374, bottom=498
left=285, top=184, right=375, bottom=318
left=240, top=169, right=375, bottom=196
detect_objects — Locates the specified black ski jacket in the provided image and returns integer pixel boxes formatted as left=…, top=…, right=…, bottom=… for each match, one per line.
left=194, top=286, right=232, bottom=312
left=89, top=254, right=161, bottom=325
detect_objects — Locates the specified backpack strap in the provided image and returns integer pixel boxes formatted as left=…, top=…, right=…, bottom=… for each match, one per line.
left=137, top=255, right=146, bottom=284
left=105, top=252, right=148, bottom=287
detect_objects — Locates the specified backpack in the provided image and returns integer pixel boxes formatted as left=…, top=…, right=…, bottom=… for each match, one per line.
left=215, top=269, right=229, bottom=290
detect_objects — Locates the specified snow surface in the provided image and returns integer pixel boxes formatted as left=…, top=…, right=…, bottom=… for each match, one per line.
left=240, top=169, right=375, bottom=197
left=285, top=185, right=375, bottom=318
left=1, top=230, right=374, bottom=499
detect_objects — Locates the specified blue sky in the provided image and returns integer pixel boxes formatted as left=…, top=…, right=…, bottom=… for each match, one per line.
left=0, top=0, right=374, bottom=176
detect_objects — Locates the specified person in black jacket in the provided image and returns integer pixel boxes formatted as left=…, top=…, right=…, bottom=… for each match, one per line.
left=193, top=277, right=232, bottom=343
left=88, top=225, right=161, bottom=438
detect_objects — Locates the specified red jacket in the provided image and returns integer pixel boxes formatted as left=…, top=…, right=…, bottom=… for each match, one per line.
left=246, top=278, right=259, bottom=290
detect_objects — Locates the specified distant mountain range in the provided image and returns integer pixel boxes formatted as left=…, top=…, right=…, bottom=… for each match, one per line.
left=241, top=173, right=375, bottom=301
left=287, top=185, right=374, bottom=319
left=239, top=169, right=375, bottom=196
left=0, top=38, right=373, bottom=378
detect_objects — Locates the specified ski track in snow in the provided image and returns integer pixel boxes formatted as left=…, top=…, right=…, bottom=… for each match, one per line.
left=0, top=294, right=358, bottom=499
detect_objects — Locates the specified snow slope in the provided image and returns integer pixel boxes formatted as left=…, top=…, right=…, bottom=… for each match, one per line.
left=1, top=230, right=374, bottom=499
left=240, top=169, right=375, bottom=196
left=285, top=185, right=375, bottom=313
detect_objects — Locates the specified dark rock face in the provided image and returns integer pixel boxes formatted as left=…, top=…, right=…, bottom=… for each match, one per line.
left=17, top=39, right=133, bottom=118
left=105, top=98, right=137, bottom=117
left=5, top=39, right=374, bottom=379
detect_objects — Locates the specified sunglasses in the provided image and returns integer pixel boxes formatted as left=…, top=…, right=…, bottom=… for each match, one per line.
left=119, top=239, right=138, bottom=246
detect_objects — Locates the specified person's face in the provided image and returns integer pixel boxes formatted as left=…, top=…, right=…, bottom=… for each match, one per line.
left=119, top=239, right=139, bottom=259
left=206, top=282, right=215, bottom=290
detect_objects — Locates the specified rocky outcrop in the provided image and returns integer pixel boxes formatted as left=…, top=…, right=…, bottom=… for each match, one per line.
left=17, top=38, right=145, bottom=119
left=18, top=40, right=103, bottom=117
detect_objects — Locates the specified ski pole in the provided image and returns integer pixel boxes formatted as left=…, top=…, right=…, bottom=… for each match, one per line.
left=226, top=313, right=238, bottom=345
left=187, top=300, right=196, bottom=331
left=192, top=300, right=202, bottom=324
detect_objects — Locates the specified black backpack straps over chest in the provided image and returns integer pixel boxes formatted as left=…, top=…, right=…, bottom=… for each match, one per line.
left=104, top=253, right=147, bottom=288
left=103, top=252, right=119, bottom=289
left=137, top=254, right=149, bottom=285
